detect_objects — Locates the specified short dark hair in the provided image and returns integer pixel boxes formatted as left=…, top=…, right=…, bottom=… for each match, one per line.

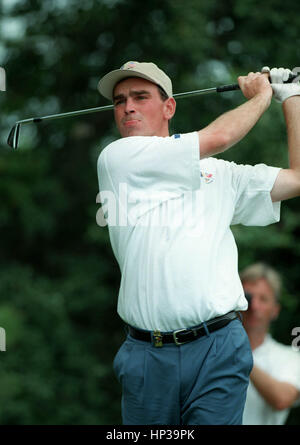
left=157, top=85, right=169, bottom=102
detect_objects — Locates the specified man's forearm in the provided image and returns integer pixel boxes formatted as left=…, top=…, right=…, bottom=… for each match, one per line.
left=283, top=96, right=300, bottom=172
left=250, top=365, right=299, bottom=411
left=211, top=93, right=270, bottom=149
left=198, top=93, right=271, bottom=158
left=270, top=96, right=300, bottom=202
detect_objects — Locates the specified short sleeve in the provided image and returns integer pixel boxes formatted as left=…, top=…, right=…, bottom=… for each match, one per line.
left=277, top=348, right=300, bottom=407
left=230, top=162, right=281, bottom=226
left=279, top=351, right=300, bottom=403
left=97, top=132, right=200, bottom=223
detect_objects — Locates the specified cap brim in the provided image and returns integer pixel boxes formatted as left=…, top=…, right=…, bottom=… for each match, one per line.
left=97, top=69, right=164, bottom=101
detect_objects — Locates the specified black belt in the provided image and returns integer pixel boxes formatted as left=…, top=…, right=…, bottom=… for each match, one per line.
left=127, top=311, right=240, bottom=347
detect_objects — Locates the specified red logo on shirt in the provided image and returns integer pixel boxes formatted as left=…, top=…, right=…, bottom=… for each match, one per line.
left=201, top=172, right=214, bottom=184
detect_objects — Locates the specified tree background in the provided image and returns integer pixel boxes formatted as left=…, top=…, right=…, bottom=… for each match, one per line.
left=0, top=0, right=299, bottom=425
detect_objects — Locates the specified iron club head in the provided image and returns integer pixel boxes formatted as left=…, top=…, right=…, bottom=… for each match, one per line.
left=7, top=123, right=21, bottom=150
left=0, top=67, right=5, bottom=91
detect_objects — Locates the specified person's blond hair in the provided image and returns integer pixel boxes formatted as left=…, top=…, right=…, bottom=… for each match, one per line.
left=239, top=262, right=282, bottom=303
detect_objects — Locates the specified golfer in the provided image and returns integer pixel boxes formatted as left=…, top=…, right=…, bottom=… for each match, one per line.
left=97, top=61, right=300, bottom=425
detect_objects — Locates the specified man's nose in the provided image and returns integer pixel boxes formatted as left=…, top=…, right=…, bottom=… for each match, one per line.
left=124, top=97, right=136, bottom=114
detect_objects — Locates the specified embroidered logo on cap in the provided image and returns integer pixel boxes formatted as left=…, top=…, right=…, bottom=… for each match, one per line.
left=122, top=61, right=138, bottom=70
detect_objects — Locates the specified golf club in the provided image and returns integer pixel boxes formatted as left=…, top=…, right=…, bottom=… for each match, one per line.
left=7, top=72, right=298, bottom=150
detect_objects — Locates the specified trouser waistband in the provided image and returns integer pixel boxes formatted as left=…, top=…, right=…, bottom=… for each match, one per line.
left=127, top=311, right=240, bottom=347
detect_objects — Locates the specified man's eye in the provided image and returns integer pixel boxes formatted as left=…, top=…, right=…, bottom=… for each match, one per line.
left=137, top=96, right=146, bottom=100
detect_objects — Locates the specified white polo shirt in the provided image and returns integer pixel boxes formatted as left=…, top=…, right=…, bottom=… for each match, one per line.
left=243, top=335, right=300, bottom=425
left=97, top=132, right=281, bottom=331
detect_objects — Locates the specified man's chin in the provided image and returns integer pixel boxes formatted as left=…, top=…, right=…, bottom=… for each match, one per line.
left=243, top=316, right=264, bottom=329
left=120, top=127, right=148, bottom=138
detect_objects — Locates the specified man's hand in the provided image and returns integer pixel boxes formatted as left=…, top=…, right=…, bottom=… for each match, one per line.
left=262, top=66, right=300, bottom=103
left=238, top=71, right=273, bottom=104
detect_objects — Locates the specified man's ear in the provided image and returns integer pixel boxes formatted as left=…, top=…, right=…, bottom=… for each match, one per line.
left=164, top=97, right=176, bottom=120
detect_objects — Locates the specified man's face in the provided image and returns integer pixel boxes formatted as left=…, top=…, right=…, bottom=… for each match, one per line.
left=113, top=77, right=175, bottom=138
left=242, top=278, right=280, bottom=333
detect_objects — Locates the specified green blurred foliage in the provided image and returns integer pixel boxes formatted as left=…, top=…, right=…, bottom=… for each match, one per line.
left=0, top=0, right=299, bottom=425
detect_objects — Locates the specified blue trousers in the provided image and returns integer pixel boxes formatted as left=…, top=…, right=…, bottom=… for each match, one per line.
left=113, top=318, right=253, bottom=425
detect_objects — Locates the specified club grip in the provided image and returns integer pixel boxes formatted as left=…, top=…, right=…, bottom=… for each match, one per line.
left=286, top=72, right=298, bottom=83
left=217, top=72, right=298, bottom=95
left=216, top=83, right=240, bottom=93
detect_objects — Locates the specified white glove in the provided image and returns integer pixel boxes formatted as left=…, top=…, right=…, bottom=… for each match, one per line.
left=270, top=67, right=300, bottom=103
left=261, top=66, right=300, bottom=103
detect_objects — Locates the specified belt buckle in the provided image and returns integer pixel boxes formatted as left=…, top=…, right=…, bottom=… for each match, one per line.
left=153, top=330, right=163, bottom=348
left=173, top=328, right=188, bottom=346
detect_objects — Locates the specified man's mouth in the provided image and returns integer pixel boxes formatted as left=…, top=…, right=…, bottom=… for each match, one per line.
left=123, top=119, right=140, bottom=127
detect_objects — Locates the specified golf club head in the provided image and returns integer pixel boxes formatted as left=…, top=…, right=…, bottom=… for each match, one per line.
left=7, top=123, right=21, bottom=150
left=0, top=67, right=5, bottom=91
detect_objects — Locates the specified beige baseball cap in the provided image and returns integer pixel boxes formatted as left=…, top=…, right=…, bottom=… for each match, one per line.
left=97, top=61, right=173, bottom=101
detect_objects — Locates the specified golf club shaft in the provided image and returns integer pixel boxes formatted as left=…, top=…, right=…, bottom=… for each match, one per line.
left=12, top=85, right=231, bottom=127
left=7, top=84, right=227, bottom=149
